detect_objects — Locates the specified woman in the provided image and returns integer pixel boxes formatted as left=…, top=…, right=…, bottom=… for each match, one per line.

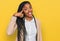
left=7, top=1, right=42, bottom=41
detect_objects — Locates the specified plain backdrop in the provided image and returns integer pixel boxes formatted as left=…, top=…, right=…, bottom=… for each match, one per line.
left=0, top=0, right=60, bottom=41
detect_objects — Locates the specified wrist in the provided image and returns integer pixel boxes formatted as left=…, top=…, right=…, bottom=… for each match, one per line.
left=13, top=14, right=17, bottom=17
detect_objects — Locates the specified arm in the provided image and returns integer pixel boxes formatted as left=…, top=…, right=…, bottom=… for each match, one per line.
left=36, top=19, right=42, bottom=41
left=7, top=16, right=17, bottom=35
left=38, top=20, right=42, bottom=41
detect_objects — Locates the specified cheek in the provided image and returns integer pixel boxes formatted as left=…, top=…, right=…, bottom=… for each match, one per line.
left=30, top=9, right=33, bottom=11
left=23, top=10, right=28, bottom=16
left=24, top=10, right=28, bottom=14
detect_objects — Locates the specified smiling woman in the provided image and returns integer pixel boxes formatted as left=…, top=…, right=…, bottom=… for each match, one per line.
left=7, top=1, right=42, bottom=41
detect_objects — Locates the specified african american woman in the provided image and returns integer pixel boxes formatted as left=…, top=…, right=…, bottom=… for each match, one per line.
left=7, top=1, right=42, bottom=41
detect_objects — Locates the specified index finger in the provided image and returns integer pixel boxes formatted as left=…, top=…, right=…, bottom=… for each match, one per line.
left=20, top=8, right=24, bottom=13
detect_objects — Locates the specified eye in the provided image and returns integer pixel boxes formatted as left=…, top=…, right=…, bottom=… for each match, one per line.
left=24, top=9, right=27, bottom=10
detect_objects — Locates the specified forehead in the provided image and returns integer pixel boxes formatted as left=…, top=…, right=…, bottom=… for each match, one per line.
left=23, top=3, right=31, bottom=8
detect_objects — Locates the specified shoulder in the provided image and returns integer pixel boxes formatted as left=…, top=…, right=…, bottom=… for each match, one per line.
left=10, top=16, right=17, bottom=22
left=11, top=16, right=17, bottom=20
left=35, top=18, right=41, bottom=30
left=35, top=18, right=41, bottom=25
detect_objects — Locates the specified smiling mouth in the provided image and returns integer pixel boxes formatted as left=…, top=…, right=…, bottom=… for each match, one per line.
left=28, top=12, right=32, bottom=15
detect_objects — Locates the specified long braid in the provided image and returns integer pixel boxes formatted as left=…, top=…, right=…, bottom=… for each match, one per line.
left=16, top=1, right=31, bottom=41
left=16, top=17, right=26, bottom=41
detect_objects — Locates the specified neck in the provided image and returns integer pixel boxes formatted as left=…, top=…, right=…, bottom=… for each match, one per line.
left=25, top=16, right=33, bottom=21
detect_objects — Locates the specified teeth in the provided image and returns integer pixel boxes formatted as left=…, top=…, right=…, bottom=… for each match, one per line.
left=29, top=12, right=31, bottom=14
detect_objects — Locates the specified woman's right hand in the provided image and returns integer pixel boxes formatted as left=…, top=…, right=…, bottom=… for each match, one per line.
left=13, top=10, right=24, bottom=18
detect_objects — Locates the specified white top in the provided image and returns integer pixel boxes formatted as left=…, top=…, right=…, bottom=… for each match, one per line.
left=25, top=18, right=37, bottom=41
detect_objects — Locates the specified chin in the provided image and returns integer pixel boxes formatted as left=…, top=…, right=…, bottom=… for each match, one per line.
left=28, top=15, right=33, bottom=18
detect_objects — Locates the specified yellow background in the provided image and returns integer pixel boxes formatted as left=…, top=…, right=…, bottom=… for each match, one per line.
left=0, top=0, right=60, bottom=41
